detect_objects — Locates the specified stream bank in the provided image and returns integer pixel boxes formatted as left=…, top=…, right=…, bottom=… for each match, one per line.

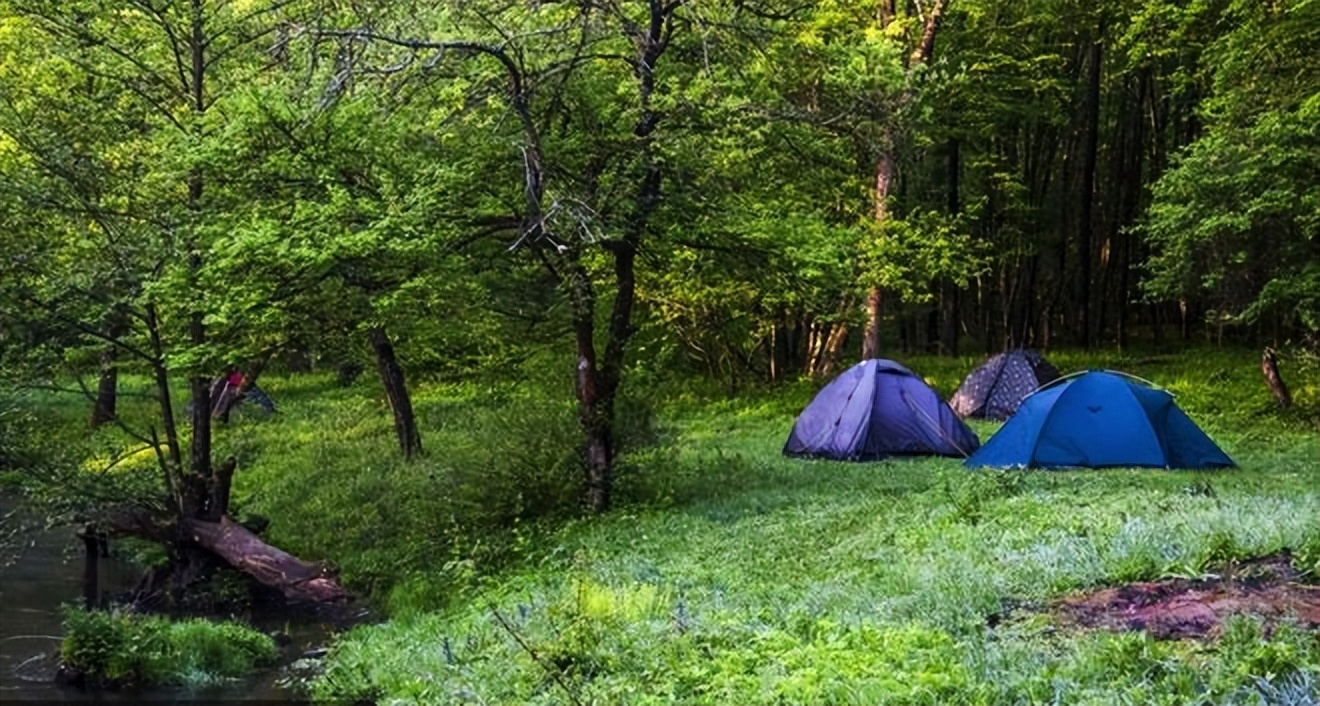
left=1, top=518, right=347, bottom=703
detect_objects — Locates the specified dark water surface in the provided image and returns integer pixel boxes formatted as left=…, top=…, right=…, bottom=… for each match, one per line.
left=1, top=511, right=333, bottom=703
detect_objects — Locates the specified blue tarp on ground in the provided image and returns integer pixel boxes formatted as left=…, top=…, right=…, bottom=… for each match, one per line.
left=965, top=370, right=1235, bottom=470
left=783, top=359, right=980, bottom=461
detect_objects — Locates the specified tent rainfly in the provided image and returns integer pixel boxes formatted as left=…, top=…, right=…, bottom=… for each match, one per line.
left=964, top=370, right=1235, bottom=470
left=784, top=359, right=980, bottom=461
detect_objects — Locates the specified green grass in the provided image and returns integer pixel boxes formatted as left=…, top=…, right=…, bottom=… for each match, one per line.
left=7, top=345, right=1319, bottom=704
left=288, top=346, right=1318, bottom=705
left=60, top=606, right=278, bottom=687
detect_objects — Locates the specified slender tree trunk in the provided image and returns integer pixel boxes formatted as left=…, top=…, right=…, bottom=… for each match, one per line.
left=1077, top=26, right=1102, bottom=349
left=564, top=255, right=611, bottom=512
left=89, top=343, right=120, bottom=428
left=806, top=320, right=824, bottom=375
left=862, top=140, right=895, bottom=361
left=861, top=285, right=884, bottom=360
left=185, top=0, right=211, bottom=503
left=941, top=283, right=959, bottom=356
left=862, top=2, right=946, bottom=360
left=941, top=137, right=961, bottom=356
left=144, top=303, right=183, bottom=497
left=367, top=326, right=422, bottom=459
left=820, top=320, right=849, bottom=375
left=187, top=316, right=211, bottom=492
left=1040, top=308, right=1052, bottom=350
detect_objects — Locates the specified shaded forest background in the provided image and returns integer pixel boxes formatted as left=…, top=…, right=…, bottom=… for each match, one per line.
left=0, top=0, right=1316, bottom=519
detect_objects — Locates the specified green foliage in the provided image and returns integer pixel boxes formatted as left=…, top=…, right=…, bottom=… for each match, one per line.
left=1142, top=0, right=1320, bottom=335
left=860, top=208, right=990, bottom=302
left=60, top=607, right=277, bottom=687
left=1213, top=617, right=1317, bottom=692
left=0, top=389, right=55, bottom=474
left=222, top=370, right=590, bottom=611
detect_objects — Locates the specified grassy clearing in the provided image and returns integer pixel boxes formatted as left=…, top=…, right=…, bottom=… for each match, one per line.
left=6, top=346, right=1319, bottom=703
left=279, top=347, right=1318, bottom=705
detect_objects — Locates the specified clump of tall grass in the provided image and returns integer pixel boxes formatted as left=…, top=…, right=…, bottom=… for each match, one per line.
left=60, top=607, right=277, bottom=687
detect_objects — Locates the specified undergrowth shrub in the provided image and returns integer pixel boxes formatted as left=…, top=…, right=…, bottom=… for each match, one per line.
left=0, top=386, right=88, bottom=485
left=235, top=374, right=652, bottom=611
left=60, top=607, right=277, bottom=687
left=1212, top=616, right=1319, bottom=694
left=0, top=392, right=44, bottom=474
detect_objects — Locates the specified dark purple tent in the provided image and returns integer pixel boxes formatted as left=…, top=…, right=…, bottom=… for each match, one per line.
left=950, top=350, right=1060, bottom=421
left=783, top=359, right=980, bottom=461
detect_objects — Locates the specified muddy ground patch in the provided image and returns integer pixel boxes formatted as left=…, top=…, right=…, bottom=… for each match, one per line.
left=1055, top=554, right=1320, bottom=639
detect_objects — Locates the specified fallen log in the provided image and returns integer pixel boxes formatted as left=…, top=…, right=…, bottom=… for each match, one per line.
left=188, top=516, right=350, bottom=603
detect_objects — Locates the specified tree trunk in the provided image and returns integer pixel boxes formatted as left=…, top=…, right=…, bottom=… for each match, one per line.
left=861, top=286, right=883, bottom=360
left=909, top=0, right=946, bottom=66
left=1261, top=348, right=1292, bottom=408
left=143, top=304, right=184, bottom=492
left=79, top=525, right=101, bottom=610
left=188, top=355, right=212, bottom=505
left=89, top=345, right=119, bottom=428
left=820, top=319, right=850, bottom=376
left=565, top=254, right=611, bottom=513
left=862, top=4, right=945, bottom=361
left=863, top=140, right=895, bottom=361
left=367, top=326, right=421, bottom=459
left=1077, top=26, right=1102, bottom=349
left=204, top=456, right=237, bottom=522
left=185, top=0, right=212, bottom=510
left=941, top=282, right=960, bottom=356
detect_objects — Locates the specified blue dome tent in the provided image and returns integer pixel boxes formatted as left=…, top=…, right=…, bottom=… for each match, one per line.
left=964, top=370, right=1234, bottom=470
left=784, top=359, right=980, bottom=461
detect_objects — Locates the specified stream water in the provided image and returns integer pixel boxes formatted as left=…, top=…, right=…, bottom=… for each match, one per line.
left=0, top=515, right=338, bottom=703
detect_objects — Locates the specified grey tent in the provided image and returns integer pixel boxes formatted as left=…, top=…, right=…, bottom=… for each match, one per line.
left=950, top=350, right=1060, bottom=421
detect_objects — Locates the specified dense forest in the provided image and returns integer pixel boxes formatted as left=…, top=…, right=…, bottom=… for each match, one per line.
left=3, top=0, right=1315, bottom=497
left=1, top=1, right=1318, bottom=703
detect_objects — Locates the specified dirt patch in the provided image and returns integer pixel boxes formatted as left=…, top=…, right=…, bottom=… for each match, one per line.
left=1055, top=554, right=1320, bottom=640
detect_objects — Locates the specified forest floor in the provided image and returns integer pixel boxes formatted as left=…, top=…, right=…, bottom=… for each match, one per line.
left=249, top=346, right=1318, bottom=706
left=9, top=346, right=1320, bottom=704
